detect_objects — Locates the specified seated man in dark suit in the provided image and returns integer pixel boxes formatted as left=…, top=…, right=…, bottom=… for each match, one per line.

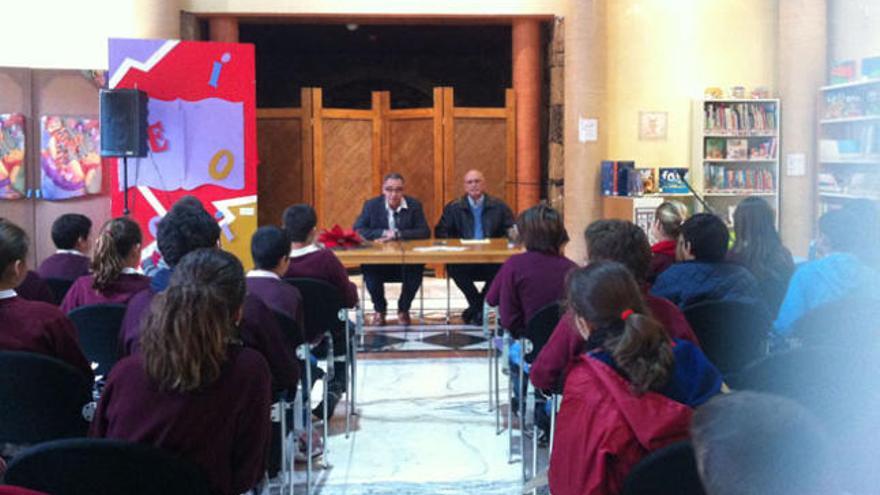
left=354, top=172, right=430, bottom=326
left=435, top=169, right=514, bottom=324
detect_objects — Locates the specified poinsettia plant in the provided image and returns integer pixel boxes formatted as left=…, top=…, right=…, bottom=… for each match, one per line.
left=318, top=225, right=363, bottom=249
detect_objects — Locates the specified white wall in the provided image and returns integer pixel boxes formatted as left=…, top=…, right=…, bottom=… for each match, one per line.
left=182, top=0, right=564, bottom=16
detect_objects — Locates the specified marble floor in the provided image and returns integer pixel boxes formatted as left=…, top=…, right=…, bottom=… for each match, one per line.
left=284, top=357, right=549, bottom=495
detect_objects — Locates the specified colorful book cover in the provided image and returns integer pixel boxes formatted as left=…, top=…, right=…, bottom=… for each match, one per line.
left=636, top=168, right=657, bottom=194
left=659, top=167, right=690, bottom=194
left=0, top=113, right=26, bottom=200
left=727, top=139, right=748, bottom=160
left=601, top=161, right=616, bottom=196
left=705, top=138, right=726, bottom=159
left=40, top=116, right=102, bottom=200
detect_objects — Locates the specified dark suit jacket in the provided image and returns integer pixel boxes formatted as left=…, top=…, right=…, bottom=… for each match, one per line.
left=434, top=194, right=515, bottom=239
left=353, top=195, right=431, bottom=241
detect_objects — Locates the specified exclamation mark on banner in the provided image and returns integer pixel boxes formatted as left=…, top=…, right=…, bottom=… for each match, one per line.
left=209, top=53, right=232, bottom=88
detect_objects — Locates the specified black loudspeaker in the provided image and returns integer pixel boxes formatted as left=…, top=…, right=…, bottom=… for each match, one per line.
left=100, top=89, right=148, bottom=157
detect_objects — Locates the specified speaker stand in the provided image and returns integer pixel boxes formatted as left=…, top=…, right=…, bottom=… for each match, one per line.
left=122, top=156, right=130, bottom=216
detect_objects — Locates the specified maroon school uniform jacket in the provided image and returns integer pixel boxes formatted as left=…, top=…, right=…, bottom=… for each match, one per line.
left=16, top=270, right=55, bottom=304
left=60, top=273, right=151, bottom=314
left=0, top=294, right=93, bottom=379
left=549, top=356, right=692, bottom=495
left=530, top=292, right=700, bottom=391
left=120, top=290, right=298, bottom=393
left=90, top=346, right=271, bottom=495
left=283, top=246, right=358, bottom=308
left=37, top=252, right=90, bottom=281
left=485, top=250, right=578, bottom=337
left=245, top=274, right=304, bottom=323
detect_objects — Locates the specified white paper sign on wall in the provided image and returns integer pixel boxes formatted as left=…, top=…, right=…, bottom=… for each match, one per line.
left=786, top=153, right=806, bottom=177
left=578, top=117, right=598, bottom=143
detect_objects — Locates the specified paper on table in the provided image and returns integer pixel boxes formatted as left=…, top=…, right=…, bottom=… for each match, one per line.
left=412, top=246, right=468, bottom=252
left=459, top=239, right=491, bottom=245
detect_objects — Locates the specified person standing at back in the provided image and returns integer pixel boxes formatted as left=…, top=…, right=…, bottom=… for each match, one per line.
left=38, top=213, right=92, bottom=281
left=435, top=169, right=514, bottom=325
left=353, top=172, right=430, bottom=326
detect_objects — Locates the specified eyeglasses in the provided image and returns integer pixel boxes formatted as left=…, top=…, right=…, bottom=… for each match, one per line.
left=383, top=187, right=404, bottom=193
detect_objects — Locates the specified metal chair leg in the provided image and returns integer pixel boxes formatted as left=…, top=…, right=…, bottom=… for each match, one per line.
left=519, top=337, right=526, bottom=471
left=484, top=302, right=493, bottom=412
left=323, top=332, right=333, bottom=466
left=296, top=344, right=312, bottom=495
left=549, top=394, right=558, bottom=455
left=344, top=311, right=352, bottom=438
left=446, top=274, right=451, bottom=324
left=506, top=333, right=515, bottom=463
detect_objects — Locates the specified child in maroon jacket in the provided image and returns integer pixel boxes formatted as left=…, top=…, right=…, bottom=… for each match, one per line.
left=0, top=219, right=92, bottom=379
left=37, top=213, right=92, bottom=281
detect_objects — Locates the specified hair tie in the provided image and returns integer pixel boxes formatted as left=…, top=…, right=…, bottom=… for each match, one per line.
left=621, top=309, right=634, bottom=321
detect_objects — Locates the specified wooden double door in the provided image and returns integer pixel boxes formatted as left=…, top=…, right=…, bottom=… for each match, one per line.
left=257, top=87, right=517, bottom=231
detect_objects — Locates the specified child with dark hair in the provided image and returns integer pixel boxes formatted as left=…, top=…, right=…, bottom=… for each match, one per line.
left=650, top=213, right=760, bottom=309
left=37, top=213, right=92, bottom=281
left=728, top=197, right=794, bottom=315
left=282, top=204, right=358, bottom=307
left=648, top=201, right=687, bottom=283
left=60, top=217, right=149, bottom=313
left=0, top=219, right=91, bottom=378
left=486, top=204, right=576, bottom=335
left=531, top=219, right=699, bottom=392
left=282, top=203, right=356, bottom=418
left=15, top=270, right=55, bottom=304
left=91, top=249, right=271, bottom=495
left=549, top=262, right=721, bottom=495
left=774, top=207, right=880, bottom=335
left=119, top=197, right=298, bottom=395
left=246, top=226, right=303, bottom=324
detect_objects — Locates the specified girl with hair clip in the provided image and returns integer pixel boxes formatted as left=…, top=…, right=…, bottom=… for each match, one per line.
left=728, top=197, right=794, bottom=315
left=647, top=200, right=688, bottom=283
left=549, top=261, right=722, bottom=495
left=90, top=248, right=272, bottom=495
left=60, top=217, right=149, bottom=313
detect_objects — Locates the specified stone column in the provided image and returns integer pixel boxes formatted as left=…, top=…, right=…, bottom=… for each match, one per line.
left=778, top=0, right=826, bottom=257
left=209, top=16, right=239, bottom=43
left=563, top=0, right=607, bottom=262
left=513, top=18, right=543, bottom=212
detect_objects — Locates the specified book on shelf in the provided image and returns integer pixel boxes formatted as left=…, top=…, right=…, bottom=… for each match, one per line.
left=636, top=168, right=657, bottom=194
left=727, top=139, right=748, bottom=159
left=601, top=160, right=637, bottom=196
left=830, top=60, right=857, bottom=84
left=705, top=138, right=726, bottom=159
left=704, top=102, right=777, bottom=134
left=704, top=164, right=774, bottom=192
left=864, top=56, right=880, bottom=80
left=659, top=167, right=690, bottom=194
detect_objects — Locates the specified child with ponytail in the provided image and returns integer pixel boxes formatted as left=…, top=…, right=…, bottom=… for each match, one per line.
left=60, top=217, right=149, bottom=313
left=549, top=261, right=722, bottom=495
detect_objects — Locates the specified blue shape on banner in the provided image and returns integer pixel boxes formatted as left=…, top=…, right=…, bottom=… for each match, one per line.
left=208, top=52, right=231, bottom=88
left=120, top=97, right=245, bottom=192
left=221, top=223, right=234, bottom=242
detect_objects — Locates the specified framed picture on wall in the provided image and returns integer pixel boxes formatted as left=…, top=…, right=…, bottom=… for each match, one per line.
left=40, top=115, right=102, bottom=200
left=639, top=111, right=668, bottom=140
left=0, top=113, right=26, bottom=199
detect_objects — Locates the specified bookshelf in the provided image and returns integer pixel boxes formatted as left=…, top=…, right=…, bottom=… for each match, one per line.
left=816, top=79, right=880, bottom=212
left=692, top=99, right=781, bottom=224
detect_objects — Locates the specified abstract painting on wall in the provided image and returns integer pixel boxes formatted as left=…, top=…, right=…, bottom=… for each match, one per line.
left=0, top=113, right=26, bottom=199
left=40, top=115, right=102, bottom=200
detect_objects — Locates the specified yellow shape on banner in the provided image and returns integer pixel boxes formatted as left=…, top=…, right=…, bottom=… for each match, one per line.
left=209, top=149, right=234, bottom=180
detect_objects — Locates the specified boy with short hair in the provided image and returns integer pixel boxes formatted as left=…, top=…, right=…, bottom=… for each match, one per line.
left=247, top=225, right=304, bottom=326
left=38, top=213, right=92, bottom=281
left=651, top=213, right=760, bottom=309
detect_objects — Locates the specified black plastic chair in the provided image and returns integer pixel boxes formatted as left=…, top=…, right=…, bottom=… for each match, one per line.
left=45, top=278, right=74, bottom=305
left=274, top=310, right=305, bottom=351
left=4, top=438, right=213, bottom=495
left=0, top=351, right=91, bottom=445
left=682, top=300, right=770, bottom=375
left=622, top=441, right=706, bottom=495
left=67, top=303, right=127, bottom=377
left=285, top=278, right=345, bottom=344
left=523, top=302, right=563, bottom=364
left=790, top=298, right=880, bottom=348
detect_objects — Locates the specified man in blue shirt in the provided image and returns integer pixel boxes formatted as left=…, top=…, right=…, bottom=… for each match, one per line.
left=435, top=170, right=515, bottom=325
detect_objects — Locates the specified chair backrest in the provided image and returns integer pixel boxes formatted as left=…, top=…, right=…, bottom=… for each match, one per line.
left=0, top=351, right=91, bottom=444
left=682, top=300, right=770, bottom=375
left=791, top=298, right=880, bottom=348
left=622, top=441, right=705, bottom=495
left=67, top=303, right=127, bottom=377
left=273, top=310, right=305, bottom=350
left=523, top=302, right=562, bottom=364
left=284, top=277, right=344, bottom=343
left=45, top=278, right=74, bottom=305
left=5, top=438, right=213, bottom=495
